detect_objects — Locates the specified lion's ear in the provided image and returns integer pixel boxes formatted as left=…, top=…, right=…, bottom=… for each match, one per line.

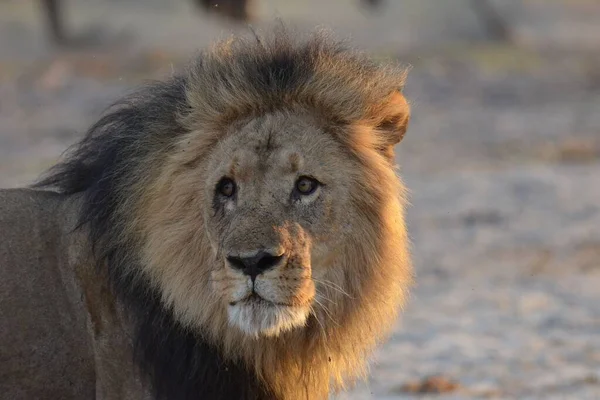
left=374, top=90, right=410, bottom=160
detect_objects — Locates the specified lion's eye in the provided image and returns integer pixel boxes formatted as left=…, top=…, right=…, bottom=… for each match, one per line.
left=295, top=176, right=319, bottom=196
left=217, top=178, right=236, bottom=198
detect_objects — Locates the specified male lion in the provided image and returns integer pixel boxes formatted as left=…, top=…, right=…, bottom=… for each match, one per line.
left=0, top=28, right=413, bottom=399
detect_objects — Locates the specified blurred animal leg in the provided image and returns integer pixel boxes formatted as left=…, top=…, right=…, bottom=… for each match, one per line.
left=41, top=0, right=66, bottom=44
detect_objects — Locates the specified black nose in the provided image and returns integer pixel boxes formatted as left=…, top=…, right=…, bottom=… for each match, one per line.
left=227, top=251, right=284, bottom=279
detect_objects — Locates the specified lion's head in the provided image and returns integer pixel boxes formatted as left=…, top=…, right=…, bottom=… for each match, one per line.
left=37, top=28, right=413, bottom=399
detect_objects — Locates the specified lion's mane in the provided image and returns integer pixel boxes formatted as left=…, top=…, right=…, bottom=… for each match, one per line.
left=36, top=28, right=413, bottom=399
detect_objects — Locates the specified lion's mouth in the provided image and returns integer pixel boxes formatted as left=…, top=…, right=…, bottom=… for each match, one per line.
left=229, top=293, right=294, bottom=308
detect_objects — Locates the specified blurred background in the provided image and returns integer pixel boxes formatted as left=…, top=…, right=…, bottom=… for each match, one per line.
left=1, top=0, right=599, bottom=398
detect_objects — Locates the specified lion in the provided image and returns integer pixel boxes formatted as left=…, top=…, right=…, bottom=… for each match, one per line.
left=0, top=28, right=413, bottom=399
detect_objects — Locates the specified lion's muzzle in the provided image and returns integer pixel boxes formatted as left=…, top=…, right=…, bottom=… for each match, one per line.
left=211, top=220, right=316, bottom=337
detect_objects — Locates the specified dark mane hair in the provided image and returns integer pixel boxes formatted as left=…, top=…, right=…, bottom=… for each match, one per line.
left=34, top=27, right=409, bottom=400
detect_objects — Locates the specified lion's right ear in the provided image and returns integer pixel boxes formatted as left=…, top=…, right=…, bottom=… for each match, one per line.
left=373, top=89, right=410, bottom=160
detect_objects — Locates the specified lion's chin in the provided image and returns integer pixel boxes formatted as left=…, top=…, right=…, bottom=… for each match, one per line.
left=227, top=296, right=310, bottom=338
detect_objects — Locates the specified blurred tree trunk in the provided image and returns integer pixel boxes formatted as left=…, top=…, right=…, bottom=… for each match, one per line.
left=362, top=0, right=384, bottom=8
left=40, top=0, right=66, bottom=44
left=470, top=0, right=513, bottom=42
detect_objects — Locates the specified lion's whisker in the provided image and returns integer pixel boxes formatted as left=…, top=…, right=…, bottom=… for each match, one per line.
left=309, top=305, right=327, bottom=339
left=313, top=278, right=353, bottom=299
left=313, top=278, right=348, bottom=294
left=312, top=296, right=339, bottom=328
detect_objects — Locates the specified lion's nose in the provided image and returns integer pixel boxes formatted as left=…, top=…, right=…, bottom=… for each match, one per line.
left=226, top=251, right=284, bottom=279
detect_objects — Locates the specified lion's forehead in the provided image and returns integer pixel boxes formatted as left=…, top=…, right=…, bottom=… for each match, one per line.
left=217, top=122, right=304, bottom=180
left=227, top=147, right=300, bottom=182
left=213, top=112, right=343, bottom=183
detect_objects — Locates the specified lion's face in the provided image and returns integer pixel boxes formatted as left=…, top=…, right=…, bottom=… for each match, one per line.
left=203, top=111, right=353, bottom=337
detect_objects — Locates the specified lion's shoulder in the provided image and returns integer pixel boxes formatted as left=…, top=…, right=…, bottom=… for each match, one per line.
left=0, top=188, right=96, bottom=398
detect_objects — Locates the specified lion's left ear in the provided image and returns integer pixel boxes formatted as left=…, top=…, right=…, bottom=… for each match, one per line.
left=374, top=89, right=410, bottom=160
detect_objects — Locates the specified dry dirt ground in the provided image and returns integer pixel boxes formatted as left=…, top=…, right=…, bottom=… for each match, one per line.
left=0, top=0, right=599, bottom=399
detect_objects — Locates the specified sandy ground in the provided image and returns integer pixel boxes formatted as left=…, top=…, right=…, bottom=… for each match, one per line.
left=0, top=0, right=599, bottom=398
